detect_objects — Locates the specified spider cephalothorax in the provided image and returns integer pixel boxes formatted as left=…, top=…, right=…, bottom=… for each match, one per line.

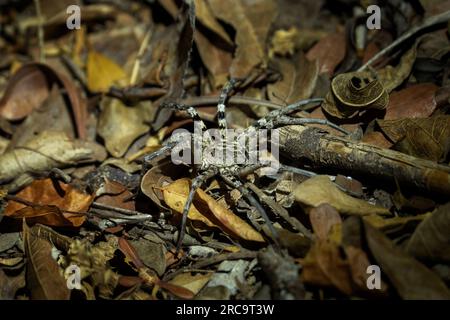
left=145, top=79, right=349, bottom=253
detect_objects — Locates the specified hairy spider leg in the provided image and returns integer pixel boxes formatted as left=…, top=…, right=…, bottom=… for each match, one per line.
left=251, top=98, right=324, bottom=130
left=279, top=164, right=317, bottom=178
left=143, top=143, right=173, bottom=163
left=161, top=102, right=209, bottom=133
left=217, top=79, right=238, bottom=133
left=161, top=101, right=215, bottom=168
left=272, top=116, right=351, bottom=135
left=216, top=79, right=240, bottom=166
left=220, top=174, right=279, bottom=246
left=176, top=169, right=216, bottom=254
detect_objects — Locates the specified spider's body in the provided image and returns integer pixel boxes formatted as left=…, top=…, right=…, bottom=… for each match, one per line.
left=145, top=80, right=349, bottom=253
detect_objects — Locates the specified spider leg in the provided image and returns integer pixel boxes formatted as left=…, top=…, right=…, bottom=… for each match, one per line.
left=143, top=143, right=174, bottom=163
left=176, top=169, right=216, bottom=254
left=272, top=116, right=350, bottom=135
left=251, top=98, right=324, bottom=130
left=221, top=175, right=279, bottom=246
left=279, top=164, right=317, bottom=178
left=161, top=102, right=209, bottom=133
left=217, top=78, right=239, bottom=133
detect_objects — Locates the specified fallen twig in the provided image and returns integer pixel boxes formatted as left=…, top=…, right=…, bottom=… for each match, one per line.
left=359, top=10, right=450, bottom=71
left=279, top=125, right=450, bottom=196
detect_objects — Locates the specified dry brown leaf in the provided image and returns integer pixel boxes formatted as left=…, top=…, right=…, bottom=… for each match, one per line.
left=195, top=0, right=233, bottom=45
left=364, top=219, right=450, bottom=299
left=0, top=65, right=50, bottom=120
left=0, top=269, right=25, bottom=299
left=361, top=131, right=393, bottom=149
left=5, top=178, right=92, bottom=227
left=344, top=245, right=388, bottom=295
left=406, top=203, right=450, bottom=264
left=6, top=205, right=86, bottom=228
left=162, top=178, right=265, bottom=242
left=268, top=54, right=319, bottom=103
left=301, top=240, right=353, bottom=295
left=377, top=116, right=450, bottom=162
left=0, top=63, right=87, bottom=139
left=306, top=32, right=346, bottom=76
left=23, top=222, right=70, bottom=300
left=309, top=204, right=342, bottom=241
left=87, top=50, right=127, bottom=93
left=294, top=175, right=390, bottom=216
left=194, top=30, right=233, bottom=88
left=95, top=179, right=135, bottom=211
left=278, top=229, right=311, bottom=258
left=98, top=98, right=151, bottom=158
left=66, top=238, right=119, bottom=299
left=118, top=237, right=194, bottom=299
left=7, top=87, right=76, bottom=150
left=0, top=130, right=106, bottom=184
left=140, top=160, right=185, bottom=209
left=377, top=44, right=417, bottom=93
left=207, top=0, right=267, bottom=78
left=385, top=84, right=439, bottom=120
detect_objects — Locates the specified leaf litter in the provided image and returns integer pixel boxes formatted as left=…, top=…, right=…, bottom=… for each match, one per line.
left=0, top=0, right=449, bottom=301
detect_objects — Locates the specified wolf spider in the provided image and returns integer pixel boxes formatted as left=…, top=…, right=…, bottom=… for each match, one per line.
left=145, top=79, right=349, bottom=252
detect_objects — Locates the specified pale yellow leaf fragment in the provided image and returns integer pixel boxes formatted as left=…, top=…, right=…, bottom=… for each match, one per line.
left=294, top=175, right=390, bottom=216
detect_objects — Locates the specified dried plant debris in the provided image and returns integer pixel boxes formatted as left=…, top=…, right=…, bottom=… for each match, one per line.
left=0, top=0, right=450, bottom=301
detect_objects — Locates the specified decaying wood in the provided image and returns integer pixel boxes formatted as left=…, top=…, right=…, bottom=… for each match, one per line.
left=278, top=125, right=450, bottom=196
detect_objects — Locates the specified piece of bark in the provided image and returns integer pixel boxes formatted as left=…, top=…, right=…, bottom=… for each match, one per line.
left=278, top=126, right=450, bottom=196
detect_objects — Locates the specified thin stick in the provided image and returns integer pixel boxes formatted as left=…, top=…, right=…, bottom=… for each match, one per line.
left=130, top=28, right=152, bottom=85
left=34, top=0, right=45, bottom=62
left=91, top=202, right=151, bottom=217
left=358, top=10, right=450, bottom=71
left=163, top=250, right=257, bottom=281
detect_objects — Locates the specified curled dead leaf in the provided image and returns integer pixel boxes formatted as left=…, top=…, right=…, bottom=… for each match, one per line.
left=322, top=71, right=389, bottom=119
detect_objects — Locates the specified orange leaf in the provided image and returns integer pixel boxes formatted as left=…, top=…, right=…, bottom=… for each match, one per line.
left=8, top=205, right=85, bottom=227
left=385, top=84, right=438, bottom=120
left=118, top=237, right=145, bottom=269
left=5, top=178, right=92, bottom=227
